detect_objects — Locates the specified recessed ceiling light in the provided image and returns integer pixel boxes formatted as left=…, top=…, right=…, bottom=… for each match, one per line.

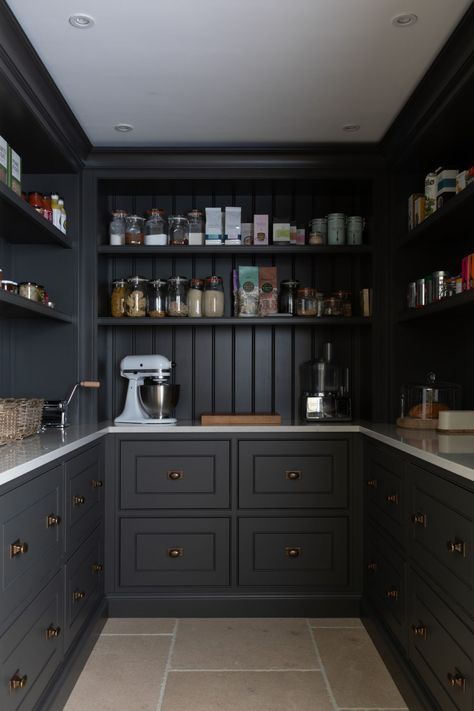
left=392, top=13, right=418, bottom=28
left=342, top=124, right=361, bottom=133
left=114, top=124, right=134, bottom=133
left=68, top=13, right=95, bottom=29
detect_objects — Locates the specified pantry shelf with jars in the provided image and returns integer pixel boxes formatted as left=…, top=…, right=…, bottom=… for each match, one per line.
left=98, top=316, right=372, bottom=327
left=0, top=288, right=73, bottom=321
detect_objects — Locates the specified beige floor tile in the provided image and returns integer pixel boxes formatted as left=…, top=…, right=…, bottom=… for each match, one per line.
left=308, top=617, right=363, bottom=628
left=102, top=617, right=175, bottom=635
left=63, top=634, right=171, bottom=711
left=171, top=618, right=319, bottom=670
left=161, top=671, right=333, bottom=711
left=313, top=627, right=407, bottom=709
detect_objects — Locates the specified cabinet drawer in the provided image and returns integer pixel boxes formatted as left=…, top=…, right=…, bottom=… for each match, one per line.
left=365, top=444, right=404, bottom=544
left=366, top=524, right=407, bottom=650
left=0, top=465, right=63, bottom=624
left=409, top=572, right=473, bottom=711
left=120, top=440, right=230, bottom=509
left=66, top=445, right=104, bottom=556
left=238, top=517, right=348, bottom=587
left=119, top=517, right=230, bottom=587
left=409, top=463, right=474, bottom=616
left=238, top=440, right=348, bottom=509
left=64, top=525, right=104, bottom=650
left=0, top=573, right=63, bottom=711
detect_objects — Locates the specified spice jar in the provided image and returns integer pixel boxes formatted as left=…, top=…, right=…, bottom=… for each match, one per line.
left=279, top=280, right=300, bottom=315
left=167, top=276, right=189, bottom=317
left=28, top=192, right=44, bottom=214
left=125, top=276, right=147, bottom=317
left=147, top=279, right=167, bottom=317
left=145, top=209, right=167, bottom=246
left=323, top=294, right=343, bottom=316
left=111, top=279, right=127, bottom=317
left=203, top=276, right=225, bottom=317
left=18, top=281, right=41, bottom=302
left=187, top=278, right=204, bottom=318
left=296, top=288, right=317, bottom=316
left=125, top=215, right=145, bottom=246
left=187, top=209, right=204, bottom=245
left=1, top=280, right=18, bottom=293
left=168, top=215, right=189, bottom=245
left=110, top=210, right=127, bottom=246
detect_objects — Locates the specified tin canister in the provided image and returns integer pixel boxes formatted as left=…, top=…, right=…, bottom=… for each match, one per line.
left=327, top=213, right=346, bottom=245
left=416, top=278, right=426, bottom=308
left=346, top=216, right=364, bottom=245
left=407, top=281, right=417, bottom=308
left=424, top=275, right=434, bottom=305
left=432, top=270, right=449, bottom=301
left=309, top=217, right=327, bottom=245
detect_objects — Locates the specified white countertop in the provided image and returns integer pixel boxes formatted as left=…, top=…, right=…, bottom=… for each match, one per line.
left=1, top=421, right=474, bottom=488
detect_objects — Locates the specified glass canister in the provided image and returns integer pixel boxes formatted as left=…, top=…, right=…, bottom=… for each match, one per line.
left=187, top=277, right=204, bottom=318
left=279, top=280, right=300, bottom=315
left=18, top=282, right=41, bottom=302
left=124, top=276, right=147, bottom=317
left=168, top=215, right=189, bottom=245
left=111, top=279, right=127, bottom=317
left=296, top=288, right=317, bottom=316
left=333, top=290, right=352, bottom=316
left=109, top=210, right=127, bottom=245
left=147, top=278, right=167, bottom=317
left=346, top=216, right=364, bottom=245
left=400, top=372, right=461, bottom=420
left=327, top=213, right=346, bottom=245
left=167, top=276, right=189, bottom=316
left=323, top=294, right=343, bottom=316
left=125, top=215, right=145, bottom=245
left=308, top=218, right=327, bottom=245
left=187, top=209, right=204, bottom=246
left=145, top=209, right=167, bottom=246
left=203, top=276, right=225, bottom=317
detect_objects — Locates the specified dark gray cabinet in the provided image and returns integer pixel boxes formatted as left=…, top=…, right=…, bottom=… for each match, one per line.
left=66, top=444, right=104, bottom=555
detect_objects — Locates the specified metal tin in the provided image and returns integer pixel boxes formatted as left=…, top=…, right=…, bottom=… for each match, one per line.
left=424, top=275, right=434, bottom=305
left=416, top=278, right=426, bottom=308
left=407, top=281, right=417, bottom=309
left=327, top=213, right=346, bottom=245
left=346, top=216, right=364, bottom=245
left=432, top=270, right=449, bottom=302
left=308, top=217, right=327, bottom=245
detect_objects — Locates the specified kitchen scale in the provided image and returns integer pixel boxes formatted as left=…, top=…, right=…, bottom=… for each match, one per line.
left=114, top=354, right=180, bottom=424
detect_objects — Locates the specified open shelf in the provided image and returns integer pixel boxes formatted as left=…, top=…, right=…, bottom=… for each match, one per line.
left=98, top=316, right=372, bottom=327
left=0, top=290, right=73, bottom=321
left=0, top=182, right=71, bottom=248
left=98, top=245, right=372, bottom=256
left=398, top=289, right=474, bottom=322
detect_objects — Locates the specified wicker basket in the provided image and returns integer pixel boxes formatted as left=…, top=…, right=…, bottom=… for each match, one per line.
left=0, top=398, right=44, bottom=446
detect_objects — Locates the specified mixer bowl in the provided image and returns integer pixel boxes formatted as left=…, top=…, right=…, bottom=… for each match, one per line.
left=139, top=382, right=180, bottom=419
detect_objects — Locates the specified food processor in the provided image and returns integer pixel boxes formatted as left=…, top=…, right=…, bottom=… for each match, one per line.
left=114, top=354, right=180, bottom=424
left=301, top=343, right=351, bottom=421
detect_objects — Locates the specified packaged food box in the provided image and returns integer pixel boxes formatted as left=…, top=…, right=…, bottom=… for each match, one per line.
left=224, top=206, right=241, bottom=244
left=296, top=227, right=306, bottom=245
left=258, top=266, right=278, bottom=316
left=7, top=146, right=21, bottom=195
left=238, top=265, right=259, bottom=316
left=0, top=135, right=7, bottom=185
left=273, top=219, right=291, bottom=244
left=414, top=195, right=426, bottom=226
left=241, top=222, right=253, bottom=245
left=408, top=193, right=423, bottom=230
left=456, top=169, right=468, bottom=193
left=424, top=171, right=438, bottom=217
left=436, top=167, right=457, bottom=209
left=253, top=214, right=269, bottom=245
left=205, top=207, right=223, bottom=244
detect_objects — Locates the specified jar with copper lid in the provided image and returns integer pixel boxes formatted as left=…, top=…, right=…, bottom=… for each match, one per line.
left=124, top=276, right=147, bottom=317
left=187, top=278, right=204, bottom=317
left=203, top=276, right=225, bottom=317
left=168, top=215, right=189, bottom=245
left=296, top=288, right=317, bottom=316
left=167, top=276, right=189, bottom=316
left=147, top=278, right=167, bottom=317
left=125, top=215, right=145, bottom=245
left=145, top=209, right=167, bottom=246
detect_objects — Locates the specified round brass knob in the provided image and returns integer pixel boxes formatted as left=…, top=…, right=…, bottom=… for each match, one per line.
left=46, top=625, right=61, bottom=640
left=168, top=471, right=183, bottom=480
left=286, top=470, right=301, bottom=481
left=168, top=548, right=183, bottom=558
left=285, top=547, right=302, bottom=558
left=47, top=514, right=61, bottom=527
left=73, top=495, right=86, bottom=506
left=9, top=672, right=27, bottom=692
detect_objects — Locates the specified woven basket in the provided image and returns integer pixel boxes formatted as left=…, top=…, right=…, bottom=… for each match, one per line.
left=0, top=398, right=44, bottom=446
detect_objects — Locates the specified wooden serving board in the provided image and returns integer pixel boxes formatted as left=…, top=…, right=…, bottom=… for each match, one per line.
left=396, top=416, right=439, bottom=430
left=201, top=413, right=282, bottom=425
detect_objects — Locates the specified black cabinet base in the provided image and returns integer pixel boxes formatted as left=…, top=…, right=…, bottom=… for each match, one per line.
left=107, top=593, right=361, bottom=617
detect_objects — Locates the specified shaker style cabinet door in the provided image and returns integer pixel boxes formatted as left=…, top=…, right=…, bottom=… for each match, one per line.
left=364, top=443, right=405, bottom=546
left=238, top=440, right=349, bottom=509
left=65, top=444, right=104, bottom=557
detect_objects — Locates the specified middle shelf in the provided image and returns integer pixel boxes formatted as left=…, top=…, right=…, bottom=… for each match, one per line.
left=97, top=317, right=372, bottom=327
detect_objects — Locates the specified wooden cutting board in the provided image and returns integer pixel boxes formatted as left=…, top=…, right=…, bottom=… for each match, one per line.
left=201, top=413, right=282, bottom=425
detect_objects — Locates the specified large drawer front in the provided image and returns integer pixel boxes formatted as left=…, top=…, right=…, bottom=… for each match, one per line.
left=238, top=517, right=348, bottom=587
left=64, top=525, right=104, bottom=650
left=120, top=517, right=230, bottom=587
left=0, top=572, right=63, bottom=711
left=409, top=463, right=474, bottom=616
left=409, top=572, right=473, bottom=711
left=0, top=465, right=63, bottom=625
left=120, top=440, right=230, bottom=509
left=66, top=445, right=104, bottom=557
left=365, top=444, right=404, bottom=544
left=238, top=440, right=348, bottom=509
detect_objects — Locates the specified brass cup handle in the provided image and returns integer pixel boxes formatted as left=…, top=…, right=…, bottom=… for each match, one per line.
left=286, top=470, right=301, bottom=481
left=46, top=625, right=61, bottom=640
left=168, top=548, right=183, bottom=558
left=168, top=470, right=183, bottom=480
left=47, top=514, right=61, bottom=528
left=73, top=495, right=86, bottom=506
left=91, top=562, right=103, bottom=574
left=367, top=479, right=378, bottom=489
left=367, top=562, right=378, bottom=573
left=447, top=671, right=466, bottom=690
left=447, top=539, right=466, bottom=557
left=73, top=590, right=87, bottom=602
left=285, top=547, right=302, bottom=558
left=9, top=671, right=27, bottom=692
left=412, top=512, right=428, bottom=527
left=91, top=479, right=103, bottom=489
left=10, top=540, right=29, bottom=558
left=386, top=588, right=399, bottom=600
left=412, top=623, right=428, bottom=640
left=386, top=493, right=399, bottom=504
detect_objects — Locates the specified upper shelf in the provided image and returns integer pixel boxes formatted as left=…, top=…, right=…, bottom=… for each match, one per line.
left=98, top=316, right=372, bottom=327
left=0, top=289, right=73, bottom=322
left=399, top=181, right=474, bottom=248
left=98, top=245, right=372, bottom=256
left=0, top=182, right=71, bottom=248
left=398, top=290, right=474, bottom=322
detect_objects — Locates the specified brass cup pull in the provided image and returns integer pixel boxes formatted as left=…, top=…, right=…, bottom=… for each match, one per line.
left=286, top=470, right=301, bottom=481
left=367, top=479, right=378, bottom=489
left=285, top=547, right=302, bottom=558
left=412, top=623, right=428, bottom=640
left=9, top=671, right=27, bottom=692
left=10, top=540, right=29, bottom=558
left=386, top=493, right=399, bottom=504
left=447, top=671, right=466, bottom=691
left=91, top=562, right=103, bottom=574
left=386, top=588, right=399, bottom=600
left=447, top=539, right=466, bottom=557
left=168, top=548, right=183, bottom=558
left=412, top=512, right=428, bottom=528
left=91, top=479, right=103, bottom=489
left=168, top=470, right=183, bottom=480
left=73, top=495, right=86, bottom=506
left=367, top=562, right=378, bottom=573
left=46, top=625, right=61, bottom=640
left=73, top=590, right=86, bottom=602
left=47, top=514, right=61, bottom=528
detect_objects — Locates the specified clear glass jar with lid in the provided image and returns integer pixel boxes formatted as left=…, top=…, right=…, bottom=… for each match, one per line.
left=147, top=279, right=167, bottom=317
left=187, top=278, right=204, bottom=317
left=203, top=276, right=225, bottom=317
left=125, top=215, right=145, bottom=245
left=167, top=276, right=189, bottom=316
left=187, top=209, right=204, bottom=245
left=145, top=209, right=167, bottom=246
left=111, top=279, right=127, bottom=317
left=109, top=210, right=127, bottom=245
left=296, top=287, right=317, bottom=316
left=168, top=215, right=189, bottom=245
left=125, top=276, right=147, bottom=317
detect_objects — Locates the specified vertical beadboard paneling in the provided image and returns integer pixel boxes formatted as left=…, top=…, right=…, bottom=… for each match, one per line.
left=214, top=327, right=233, bottom=413
left=193, top=326, right=214, bottom=418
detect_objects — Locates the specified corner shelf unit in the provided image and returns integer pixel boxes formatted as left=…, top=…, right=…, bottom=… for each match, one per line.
left=398, top=289, right=474, bottom=322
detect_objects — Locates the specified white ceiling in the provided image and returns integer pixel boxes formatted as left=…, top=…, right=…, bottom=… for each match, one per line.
left=6, top=0, right=472, bottom=147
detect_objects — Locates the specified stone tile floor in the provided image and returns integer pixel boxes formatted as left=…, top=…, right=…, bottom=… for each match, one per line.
left=63, top=618, right=409, bottom=711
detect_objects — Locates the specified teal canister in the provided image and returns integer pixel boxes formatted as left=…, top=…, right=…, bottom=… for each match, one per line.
left=327, top=213, right=346, bottom=245
left=346, top=216, right=364, bottom=245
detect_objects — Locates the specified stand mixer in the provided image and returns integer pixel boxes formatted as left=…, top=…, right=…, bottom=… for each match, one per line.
left=114, top=354, right=180, bottom=424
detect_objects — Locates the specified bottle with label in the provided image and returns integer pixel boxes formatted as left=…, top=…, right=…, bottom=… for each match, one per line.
left=51, top=194, right=61, bottom=230
left=58, top=198, right=67, bottom=234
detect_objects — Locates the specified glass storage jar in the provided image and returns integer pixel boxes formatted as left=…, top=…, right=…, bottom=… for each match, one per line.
left=168, top=215, right=189, bottom=245
left=323, top=294, right=343, bottom=316
left=145, top=209, right=167, bottom=246
left=111, top=279, right=127, bottom=317
left=125, top=276, right=147, bottom=317
left=203, top=276, right=225, bottom=317
left=279, top=280, right=300, bottom=315
left=187, top=209, right=204, bottom=245
left=125, top=215, right=145, bottom=245
left=400, top=372, right=461, bottom=421
left=109, top=210, right=127, bottom=245
left=167, top=276, right=189, bottom=316
left=332, top=290, right=352, bottom=316
left=147, top=278, right=167, bottom=317
left=187, top=278, right=204, bottom=317
left=18, top=281, right=41, bottom=302
left=296, top=288, right=317, bottom=316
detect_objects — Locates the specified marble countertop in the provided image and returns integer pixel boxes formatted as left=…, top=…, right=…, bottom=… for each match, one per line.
left=1, top=421, right=474, bottom=488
